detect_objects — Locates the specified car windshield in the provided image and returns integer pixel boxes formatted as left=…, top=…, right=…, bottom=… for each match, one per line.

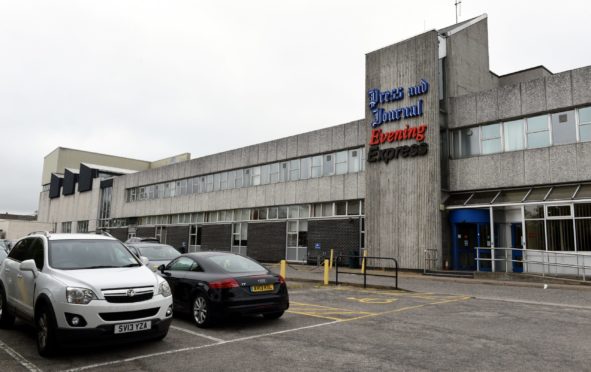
left=206, top=254, right=267, bottom=273
left=49, top=239, right=141, bottom=270
left=137, top=244, right=180, bottom=261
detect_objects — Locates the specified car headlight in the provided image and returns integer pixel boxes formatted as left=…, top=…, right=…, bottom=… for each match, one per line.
left=158, top=281, right=172, bottom=297
left=66, top=287, right=98, bottom=305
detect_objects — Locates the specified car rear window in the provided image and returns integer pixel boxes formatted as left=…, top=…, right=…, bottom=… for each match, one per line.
left=205, top=254, right=266, bottom=273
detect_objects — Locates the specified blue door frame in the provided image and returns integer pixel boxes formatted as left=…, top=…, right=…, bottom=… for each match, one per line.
left=511, top=223, right=524, bottom=273
left=450, top=209, right=490, bottom=271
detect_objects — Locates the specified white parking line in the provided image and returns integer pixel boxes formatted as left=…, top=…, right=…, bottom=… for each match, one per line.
left=0, top=339, right=42, bottom=372
left=170, top=325, right=225, bottom=343
left=63, top=320, right=339, bottom=372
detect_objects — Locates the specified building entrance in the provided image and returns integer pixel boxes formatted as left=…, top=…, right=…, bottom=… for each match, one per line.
left=450, top=209, right=490, bottom=271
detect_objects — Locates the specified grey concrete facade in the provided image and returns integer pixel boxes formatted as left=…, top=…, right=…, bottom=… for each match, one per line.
left=448, top=65, right=591, bottom=191
left=364, top=30, right=441, bottom=269
left=36, top=15, right=591, bottom=271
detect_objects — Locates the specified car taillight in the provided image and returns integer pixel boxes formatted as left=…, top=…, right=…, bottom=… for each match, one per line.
left=278, top=275, right=285, bottom=284
left=209, top=278, right=240, bottom=289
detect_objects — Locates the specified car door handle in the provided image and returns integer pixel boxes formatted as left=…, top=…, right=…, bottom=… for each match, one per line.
left=16, top=274, right=23, bottom=279
left=4, top=268, right=9, bottom=273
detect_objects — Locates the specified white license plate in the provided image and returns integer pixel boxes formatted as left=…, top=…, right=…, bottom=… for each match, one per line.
left=114, top=321, right=151, bottom=334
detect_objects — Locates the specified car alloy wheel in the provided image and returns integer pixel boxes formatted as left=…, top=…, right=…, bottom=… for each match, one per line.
left=36, top=306, right=57, bottom=357
left=192, top=295, right=211, bottom=328
left=37, top=313, right=48, bottom=350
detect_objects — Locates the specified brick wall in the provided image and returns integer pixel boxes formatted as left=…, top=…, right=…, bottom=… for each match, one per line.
left=201, top=224, right=232, bottom=251
left=166, top=225, right=190, bottom=251
left=136, top=227, right=155, bottom=238
left=307, top=218, right=361, bottom=258
left=108, top=227, right=128, bottom=242
left=247, top=222, right=286, bottom=262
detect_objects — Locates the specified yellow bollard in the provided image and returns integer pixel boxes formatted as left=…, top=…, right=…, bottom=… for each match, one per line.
left=329, top=249, right=334, bottom=270
left=361, top=249, right=367, bottom=274
left=323, top=259, right=329, bottom=285
left=280, top=260, right=286, bottom=280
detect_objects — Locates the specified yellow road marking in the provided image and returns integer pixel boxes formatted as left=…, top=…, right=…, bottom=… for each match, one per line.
left=346, top=297, right=397, bottom=304
left=288, top=301, right=376, bottom=320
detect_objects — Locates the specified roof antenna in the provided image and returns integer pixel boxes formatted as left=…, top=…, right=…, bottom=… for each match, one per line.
left=455, top=0, right=462, bottom=23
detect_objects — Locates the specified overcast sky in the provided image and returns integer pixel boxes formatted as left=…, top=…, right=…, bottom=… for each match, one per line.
left=0, top=0, right=589, bottom=214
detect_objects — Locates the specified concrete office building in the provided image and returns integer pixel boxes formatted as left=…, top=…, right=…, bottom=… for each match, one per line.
left=38, top=15, right=591, bottom=274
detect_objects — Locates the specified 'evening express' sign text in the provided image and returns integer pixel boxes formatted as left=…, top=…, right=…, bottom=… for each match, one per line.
left=367, top=79, right=430, bottom=164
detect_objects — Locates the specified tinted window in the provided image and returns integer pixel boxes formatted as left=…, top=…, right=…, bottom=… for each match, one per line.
left=206, top=254, right=266, bottom=273
left=30, top=238, right=44, bottom=270
left=7, top=239, right=31, bottom=262
left=168, top=257, right=198, bottom=271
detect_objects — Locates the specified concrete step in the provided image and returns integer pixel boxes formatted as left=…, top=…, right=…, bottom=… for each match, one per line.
left=423, top=270, right=475, bottom=278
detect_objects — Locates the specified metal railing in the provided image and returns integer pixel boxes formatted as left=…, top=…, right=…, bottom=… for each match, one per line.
left=474, top=247, right=591, bottom=281
left=335, top=255, right=398, bottom=289
left=424, top=248, right=439, bottom=274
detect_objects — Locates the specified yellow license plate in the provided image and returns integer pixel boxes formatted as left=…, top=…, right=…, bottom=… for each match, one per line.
left=251, top=284, right=274, bottom=292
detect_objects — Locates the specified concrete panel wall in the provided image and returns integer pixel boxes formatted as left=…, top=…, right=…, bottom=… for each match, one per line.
left=365, top=31, right=441, bottom=270
left=445, top=17, right=497, bottom=98
left=449, top=142, right=591, bottom=191
left=449, top=66, right=591, bottom=129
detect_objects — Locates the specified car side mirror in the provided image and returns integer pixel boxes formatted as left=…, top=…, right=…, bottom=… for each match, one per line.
left=20, top=259, right=38, bottom=277
left=158, top=264, right=170, bottom=276
left=140, top=256, right=150, bottom=265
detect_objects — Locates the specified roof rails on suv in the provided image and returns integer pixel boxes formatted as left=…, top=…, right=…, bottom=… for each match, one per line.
left=27, top=231, right=51, bottom=237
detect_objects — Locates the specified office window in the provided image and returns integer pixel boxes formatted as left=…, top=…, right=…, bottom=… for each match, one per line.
left=261, top=165, right=270, bottom=185
left=251, top=166, right=261, bottom=186
left=504, top=119, right=524, bottom=151
left=220, top=172, right=228, bottom=190
left=227, top=171, right=236, bottom=189
left=235, top=170, right=244, bottom=188
left=269, top=163, right=280, bottom=183
left=323, top=154, right=335, bottom=176
left=481, top=123, right=502, bottom=154
left=61, top=222, right=72, bottom=233
left=335, top=151, right=348, bottom=175
left=213, top=174, right=221, bottom=191
left=551, top=110, right=576, bottom=145
left=311, top=156, right=322, bottom=178
left=300, top=158, right=311, bottom=180
left=579, top=107, right=591, bottom=142
left=453, top=127, right=480, bottom=157
left=290, top=159, right=300, bottom=181
left=242, top=169, right=250, bottom=187
left=77, top=221, right=88, bottom=233
left=206, top=175, right=214, bottom=192
left=280, top=162, right=289, bottom=182
left=348, top=150, right=359, bottom=173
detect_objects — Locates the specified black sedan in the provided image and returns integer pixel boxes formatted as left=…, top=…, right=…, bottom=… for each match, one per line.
left=159, top=252, right=289, bottom=327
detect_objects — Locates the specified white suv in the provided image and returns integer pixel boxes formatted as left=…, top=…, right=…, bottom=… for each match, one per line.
left=0, top=232, right=173, bottom=356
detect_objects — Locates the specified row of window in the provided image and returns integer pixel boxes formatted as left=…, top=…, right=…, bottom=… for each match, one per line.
left=59, top=221, right=89, bottom=234
left=135, top=200, right=365, bottom=227
left=126, top=148, right=365, bottom=202
left=451, top=106, right=591, bottom=158
left=524, top=203, right=591, bottom=252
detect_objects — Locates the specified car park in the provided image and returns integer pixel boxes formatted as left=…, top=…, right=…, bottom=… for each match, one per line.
left=0, top=232, right=173, bottom=357
left=159, top=252, right=289, bottom=328
left=125, top=242, right=181, bottom=271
